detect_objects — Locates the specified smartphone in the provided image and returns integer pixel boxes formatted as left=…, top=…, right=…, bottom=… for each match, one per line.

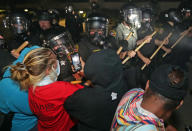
left=71, top=52, right=82, bottom=72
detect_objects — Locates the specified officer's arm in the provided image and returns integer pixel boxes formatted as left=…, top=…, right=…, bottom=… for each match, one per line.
left=137, top=51, right=151, bottom=65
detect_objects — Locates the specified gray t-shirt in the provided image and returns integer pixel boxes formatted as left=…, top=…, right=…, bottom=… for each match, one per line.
left=116, top=23, right=138, bottom=50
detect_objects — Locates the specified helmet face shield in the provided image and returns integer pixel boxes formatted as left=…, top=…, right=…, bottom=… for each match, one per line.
left=86, top=17, right=109, bottom=37
left=47, top=32, right=74, bottom=58
left=11, top=16, right=29, bottom=34
left=86, top=16, right=109, bottom=47
left=2, top=16, right=10, bottom=29
left=142, top=11, right=152, bottom=23
left=123, top=8, right=142, bottom=29
left=166, top=10, right=182, bottom=24
left=181, top=8, right=191, bottom=17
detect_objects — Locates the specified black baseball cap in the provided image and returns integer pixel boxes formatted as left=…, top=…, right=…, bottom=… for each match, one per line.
left=149, top=64, right=187, bottom=101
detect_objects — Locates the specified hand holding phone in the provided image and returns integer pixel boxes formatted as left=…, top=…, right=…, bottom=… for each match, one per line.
left=71, top=53, right=82, bottom=72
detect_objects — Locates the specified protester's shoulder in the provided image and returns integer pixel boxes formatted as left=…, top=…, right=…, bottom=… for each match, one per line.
left=122, top=88, right=144, bottom=100
left=21, top=45, right=40, bottom=56
left=55, top=81, right=84, bottom=89
left=132, top=124, right=158, bottom=131
left=128, top=88, right=144, bottom=94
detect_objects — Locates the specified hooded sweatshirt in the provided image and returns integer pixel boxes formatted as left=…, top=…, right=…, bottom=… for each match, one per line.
left=64, top=49, right=128, bottom=131
left=111, top=88, right=165, bottom=131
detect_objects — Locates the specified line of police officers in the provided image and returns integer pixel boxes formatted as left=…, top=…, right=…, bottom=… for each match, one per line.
left=0, top=1, right=192, bottom=86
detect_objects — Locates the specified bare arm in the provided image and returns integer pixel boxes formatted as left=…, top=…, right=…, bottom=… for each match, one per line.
left=137, top=51, right=151, bottom=65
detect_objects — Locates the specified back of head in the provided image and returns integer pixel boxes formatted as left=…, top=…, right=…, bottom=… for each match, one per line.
left=10, top=48, right=57, bottom=90
left=145, top=64, right=187, bottom=111
left=84, top=49, right=124, bottom=91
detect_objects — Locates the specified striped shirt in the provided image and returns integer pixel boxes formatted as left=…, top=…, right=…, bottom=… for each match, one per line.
left=111, top=88, right=165, bottom=131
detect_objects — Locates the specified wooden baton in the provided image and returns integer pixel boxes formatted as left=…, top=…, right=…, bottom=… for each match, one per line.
left=122, top=31, right=157, bottom=64
left=162, top=27, right=192, bottom=58
left=141, top=32, right=172, bottom=70
left=15, top=41, right=29, bottom=54
left=116, top=31, right=133, bottom=55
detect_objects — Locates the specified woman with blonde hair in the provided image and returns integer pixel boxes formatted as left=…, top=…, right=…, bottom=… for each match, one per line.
left=10, top=47, right=84, bottom=131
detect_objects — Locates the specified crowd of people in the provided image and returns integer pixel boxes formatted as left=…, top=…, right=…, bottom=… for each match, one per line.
left=0, top=0, right=191, bottom=131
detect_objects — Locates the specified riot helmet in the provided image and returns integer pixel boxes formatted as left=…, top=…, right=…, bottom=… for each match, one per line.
left=178, top=1, right=192, bottom=17
left=2, top=15, right=10, bottom=29
left=142, top=9, right=152, bottom=23
left=141, top=9, right=154, bottom=32
left=38, top=11, right=51, bottom=21
left=86, top=13, right=109, bottom=47
left=9, top=12, right=31, bottom=35
left=181, top=6, right=191, bottom=18
left=121, top=4, right=142, bottom=29
left=162, top=8, right=182, bottom=24
left=65, top=5, right=74, bottom=14
left=90, top=1, right=99, bottom=12
left=48, top=9, right=60, bottom=25
left=38, top=11, right=52, bottom=30
left=45, top=28, right=75, bottom=58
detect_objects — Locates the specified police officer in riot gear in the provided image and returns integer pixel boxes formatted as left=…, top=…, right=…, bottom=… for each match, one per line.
left=116, top=4, right=142, bottom=59
left=137, top=9, right=155, bottom=65
left=44, top=27, right=75, bottom=81
left=115, top=4, right=153, bottom=89
left=6, top=11, right=31, bottom=52
left=178, top=2, right=192, bottom=30
left=86, top=13, right=109, bottom=49
left=48, top=9, right=60, bottom=26
left=78, top=13, right=119, bottom=62
left=155, top=8, right=182, bottom=58
left=29, top=10, right=54, bottom=47
left=157, top=8, right=191, bottom=69
left=138, top=9, right=154, bottom=39
left=116, top=4, right=152, bottom=63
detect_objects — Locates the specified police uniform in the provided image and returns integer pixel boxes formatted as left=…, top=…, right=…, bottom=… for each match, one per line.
left=116, top=23, right=138, bottom=51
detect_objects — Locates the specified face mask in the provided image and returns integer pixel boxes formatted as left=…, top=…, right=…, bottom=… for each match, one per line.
left=52, top=60, right=60, bottom=77
left=90, top=32, right=106, bottom=47
left=36, top=60, right=60, bottom=86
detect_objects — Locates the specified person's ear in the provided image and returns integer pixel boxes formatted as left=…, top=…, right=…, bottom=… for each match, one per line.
left=46, top=65, right=54, bottom=75
left=145, top=80, right=150, bottom=91
left=176, top=100, right=184, bottom=110
left=45, top=68, right=50, bottom=75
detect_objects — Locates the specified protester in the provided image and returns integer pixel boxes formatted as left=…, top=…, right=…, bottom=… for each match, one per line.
left=9, top=47, right=84, bottom=131
left=0, top=45, right=39, bottom=131
left=64, top=49, right=128, bottom=131
left=111, top=64, right=187, bottom=130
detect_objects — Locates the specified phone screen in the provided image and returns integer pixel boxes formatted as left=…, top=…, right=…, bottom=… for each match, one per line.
left=71, top=53, right=82, bottom=72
